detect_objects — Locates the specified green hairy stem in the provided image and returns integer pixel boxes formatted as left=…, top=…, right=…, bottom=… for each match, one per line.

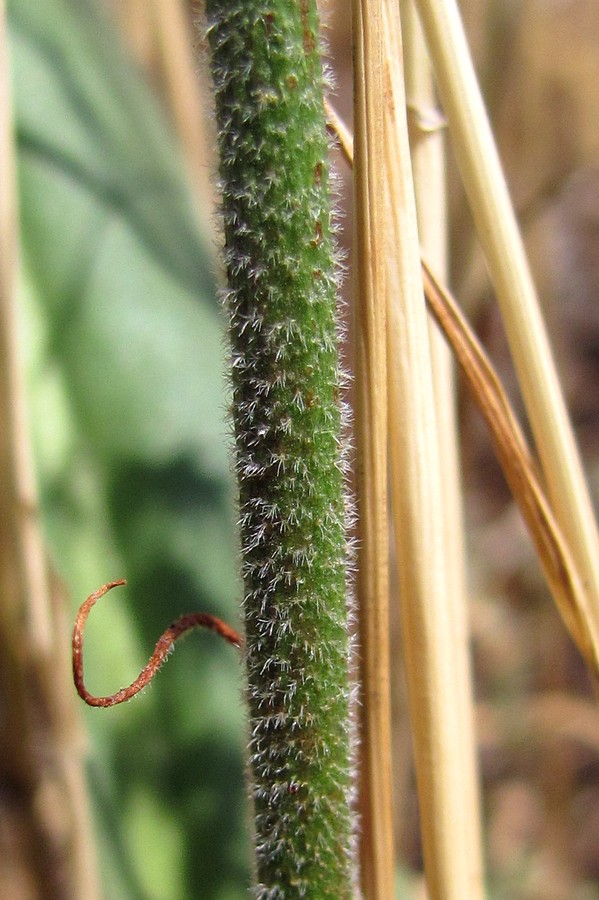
left=205, top=1, right=355, bottom=896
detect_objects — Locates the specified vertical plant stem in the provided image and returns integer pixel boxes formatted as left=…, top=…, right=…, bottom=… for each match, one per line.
left=205, top=2, right=355, bottom=895
left=401, top=1, right=484, bottom=893
left=351, top=0, right=394, bottom=896
left=0, top=3, right=99, bottom=896
left=414, top=0, right=599, bottom=649
left=113, top=0, right=216, bottom=210
left=382, top=1, right=476, bottom=896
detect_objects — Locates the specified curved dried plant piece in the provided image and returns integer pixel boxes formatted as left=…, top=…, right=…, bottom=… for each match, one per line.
left=72, top=580, right=241, bottom=708
left=420, top=260, right=598, bottom=677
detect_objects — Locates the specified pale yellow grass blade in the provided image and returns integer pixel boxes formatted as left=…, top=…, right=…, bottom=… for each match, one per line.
left=401, top=1, right=484, bottom=893
left=381, top=2, right=481, bottom=896
left=110, top=0, right=216, bottom=213
left=329, top=87, right=599, bottom=681
left=413, top=0, right=599, bottom=661
left=328, top=86, right=481, bottom=900
left=329, top=99, right=599, bottom=679
left=422, top=260, right=599, bottom=680
left=351, top=0, right=394, bottom=895
left=329, top=78, right=599, bottom=899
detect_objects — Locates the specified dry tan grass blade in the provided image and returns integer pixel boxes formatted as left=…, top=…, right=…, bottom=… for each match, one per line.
left=110, top=0, right=216, bottom=213
left=330, top=84, right=482, bottom=897
left=327, top=99, right=599, bottom=685
left=413, top=0, right=599, bottom=669
left=422, top=260, right=599, bottom=679
left=381, top=1, right=483, bottom=894
left=351, top=1, right=395, bottom=895
left=401, top=0, right=484, bottom=891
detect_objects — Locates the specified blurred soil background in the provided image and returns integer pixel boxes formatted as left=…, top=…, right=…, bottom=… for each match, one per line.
left=2, top=0, right=599, bottom=898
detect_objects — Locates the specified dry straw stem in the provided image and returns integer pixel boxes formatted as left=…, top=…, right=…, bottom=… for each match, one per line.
left=351, top=0, right=394, bottom=895
left=413, top=0, right=599, bottom=659
left=400, top=0, right=484, bottom=892
left=0, top=3, right=99, bottom=894
left=326, top=97, right=599, bottom=684
left=380, top=1, right=479, bottom=897
left=72, top=580, right=241, bottom=707
left=423, top=261, right=599, bottom=679
left=111, top=0, right=215, bottom=210
left=327, top=81, right=481, bottom=897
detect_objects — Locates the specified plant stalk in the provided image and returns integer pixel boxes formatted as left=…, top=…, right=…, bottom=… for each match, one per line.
left=351, top=0, right=395, bottom=894
left=382, top=1, right=478, bottom=896
left=205, top=2, right=355, bottom=895
left=112, top=0, right=215, bottom=211
left=401, top=1, right=484, bottom=892
left=414, top=0, right=599, bottom=659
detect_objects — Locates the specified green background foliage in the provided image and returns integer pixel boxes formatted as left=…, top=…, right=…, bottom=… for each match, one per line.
left=9, top=0, right=248, bottom=896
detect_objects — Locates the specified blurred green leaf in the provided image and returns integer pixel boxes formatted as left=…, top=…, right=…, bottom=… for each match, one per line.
left=11, top=0, right=227, bottom=471
left=8, top=0, right=247, bottom=897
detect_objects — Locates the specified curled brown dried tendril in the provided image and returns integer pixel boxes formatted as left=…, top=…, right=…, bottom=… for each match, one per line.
left=72, top=580, right=241, bottom=708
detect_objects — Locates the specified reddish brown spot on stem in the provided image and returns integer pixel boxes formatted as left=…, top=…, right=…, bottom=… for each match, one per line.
left=300, top=0, right=315, bottom=54
left=72, top=580, right=241, bottom=708
left=311, top=220, right=323, bottom=248
left=264, top=12, right=275, bottom=36
left=313, top=161, right=323, bottom=186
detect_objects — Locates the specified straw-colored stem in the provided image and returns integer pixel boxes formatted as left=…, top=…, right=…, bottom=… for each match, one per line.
left=0, top=3, right=99, bottom=895
left=327, top=82, right=599, bottom=680
left=144, top=0, right=216, bottom=210
left=414, top=0, right=599, bottom=651
left=382, top=2, right=476, bottom=896
left=423, top=260, right=598, bottom=677
left=352, top=0, right=394, bottom=895
left=400, top=2, right=484, bottom=892
left=112, top=0, right=215, bottom=211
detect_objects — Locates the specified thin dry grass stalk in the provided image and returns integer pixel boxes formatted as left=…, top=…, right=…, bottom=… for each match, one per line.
left=110, top=0, right=215, bottom=211
left=413, top=0, right=599, bottom=665
left=327, top=93, right=599, bottom=684
left=400, top=0, right=484, bottom=891
left=351, top=0, right=395, bottom=895
left=0, top=1, right=100, bottom=894
left=381, top=1, right=479, bottom=896
left=422, top=260, right=599, bottom=681
left=329, top=67, right=482, bottom=900
left=329, top=86, right=599, bottom=900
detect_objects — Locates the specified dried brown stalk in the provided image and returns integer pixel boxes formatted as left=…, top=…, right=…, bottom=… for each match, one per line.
left=72, top=580, right=241, bottom=708
left=413, top=0, right=599, bottom=676
left=109, top=0, right=216, bottom=212
left=0, top=2, right=103, bottom=895
left=351, top=0, right=395, bottom=893
left=382, top=1, right=478, bottom=893
left=401, top=2, right=484, bottom=892
left=421, top=260, right=598, bottom=678
left=327, top=100, right=599, bottom=684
